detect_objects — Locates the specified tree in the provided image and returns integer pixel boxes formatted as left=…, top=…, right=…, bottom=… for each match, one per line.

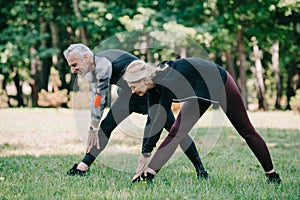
left=0, top=0, right=298, bottom=110
left=252, top=37, right=268, bottom=110
left=271, top=41, right=282, bottom=109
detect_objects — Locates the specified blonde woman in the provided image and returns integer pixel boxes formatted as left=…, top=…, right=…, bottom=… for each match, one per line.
left=124, top=58, right=281, bottom=184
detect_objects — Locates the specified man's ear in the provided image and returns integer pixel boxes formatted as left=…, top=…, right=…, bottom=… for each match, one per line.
left=83, top=54, right=89, bottom=58
left=143, top=77, right=149, bottom=84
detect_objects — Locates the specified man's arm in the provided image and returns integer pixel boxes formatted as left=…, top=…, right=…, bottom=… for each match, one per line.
left=87, top=57, right=112, bottom=152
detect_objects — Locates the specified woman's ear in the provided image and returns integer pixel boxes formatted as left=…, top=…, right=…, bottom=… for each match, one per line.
left=143, top=77, right=153, bottom=86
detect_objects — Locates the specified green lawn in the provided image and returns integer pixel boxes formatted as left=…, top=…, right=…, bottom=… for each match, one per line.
left=0, top=108, right=299, bottom=199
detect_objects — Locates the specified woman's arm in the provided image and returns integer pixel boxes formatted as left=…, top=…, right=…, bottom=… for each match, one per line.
left=142, top=86, right=174, bottom=154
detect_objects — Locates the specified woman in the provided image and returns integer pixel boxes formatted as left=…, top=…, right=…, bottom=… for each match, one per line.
left=124, top=58, right=281, bottom=184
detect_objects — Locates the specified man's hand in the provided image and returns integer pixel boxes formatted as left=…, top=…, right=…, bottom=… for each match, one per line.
left=86, top=130, right=100, bottom=153
left=131, top=154, right=150, bottom=181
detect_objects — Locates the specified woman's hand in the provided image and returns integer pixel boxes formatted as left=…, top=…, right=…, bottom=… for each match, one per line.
left=131, top=154, right=150, bottom=181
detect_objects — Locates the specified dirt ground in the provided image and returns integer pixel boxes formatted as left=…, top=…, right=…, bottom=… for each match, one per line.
left=0, top=108, right=299, bottom=157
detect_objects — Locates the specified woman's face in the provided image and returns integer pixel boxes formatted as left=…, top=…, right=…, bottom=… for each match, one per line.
left=127, top=79, right=149, bottom=96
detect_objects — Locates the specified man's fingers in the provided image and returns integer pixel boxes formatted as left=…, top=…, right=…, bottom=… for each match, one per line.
left=92, top=135, right=100, bottom=149
left=96, top=138, right=100, bottom=149
left=86, top=145, right=91, bottom=153
left=86, top=133, right=93, bottom=153
left=92, top=137, right=96, bottom=146
left=86, top=133, right=100, bottom=152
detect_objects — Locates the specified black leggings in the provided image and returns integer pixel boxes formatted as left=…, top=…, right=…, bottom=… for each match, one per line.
left=82, top=94, right=201, bottom=170
left=149, top=73, right=274, bottom=172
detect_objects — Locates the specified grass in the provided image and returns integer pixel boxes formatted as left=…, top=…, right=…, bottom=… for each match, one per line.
left=0, top=108, right=299, bottom=199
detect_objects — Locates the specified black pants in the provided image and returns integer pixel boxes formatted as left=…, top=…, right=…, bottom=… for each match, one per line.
left=82, top=94, right=203, bottom=173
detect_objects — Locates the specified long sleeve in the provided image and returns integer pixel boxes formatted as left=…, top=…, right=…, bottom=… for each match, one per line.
left=142, top=86, right=174, bottom=153
left=90, top=57, right=112, bottom=122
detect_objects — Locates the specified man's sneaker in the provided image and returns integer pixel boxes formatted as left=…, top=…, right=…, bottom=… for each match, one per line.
left=141, top=172, right=155, bottom=184
left=197, top=170, right=209, bottom=180
left=67, top=164, right=88, bottom=176
left=266, top=172, right=281, bottom=184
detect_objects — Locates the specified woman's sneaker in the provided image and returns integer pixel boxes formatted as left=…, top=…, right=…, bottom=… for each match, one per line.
left=67, top=164, right=88, bottom=176
left=131, top=173, right=154, bottom=184
left=131, top=176, right=141, bottom=184
left=141, top=172, right=155, bottom=184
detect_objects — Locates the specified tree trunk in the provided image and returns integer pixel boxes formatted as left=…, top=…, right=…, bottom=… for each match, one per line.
left=39, top=20, right=51, bottom=91
left=286, top=59, right=300, bottom=109
left=271, top=41, right=282, bottom=110
left=180, top=47, right=187, bottom=58
left=49, top=21, right=68, bottom=91
left=70, top=74, right=79, bottom=92
left=11, top=66, right=24, bottom=107
left=30, top=47, right=42, bottom=107
left=253, top=38, right=268, bottom=110
left=29, top=19, right=51, bottom=107
left=146, top=36, right=152, bottom=63
left=237, top=29, right=248, bottom=108
left=72, top=0, right=88, bottom=45
left=225, top=50, right=237, bottom=82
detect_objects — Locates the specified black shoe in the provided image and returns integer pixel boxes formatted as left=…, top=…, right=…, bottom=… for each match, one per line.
left=141, top=172, right=155, bottom=184
left=67, top=164, right=88, bottom=176
left=266, top=172, right=281, bottom=184
left=197, top=170, right=209, bottom=180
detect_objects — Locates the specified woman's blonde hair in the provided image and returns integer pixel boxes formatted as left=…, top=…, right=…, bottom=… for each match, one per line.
left=124, top=60, right=157, bottom=82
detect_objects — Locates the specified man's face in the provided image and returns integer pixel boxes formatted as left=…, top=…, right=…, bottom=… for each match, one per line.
left=67, top=52, right=91, bottom=76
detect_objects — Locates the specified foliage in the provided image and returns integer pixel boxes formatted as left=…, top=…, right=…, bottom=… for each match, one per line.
left=0, top=0, right=299, bottom=108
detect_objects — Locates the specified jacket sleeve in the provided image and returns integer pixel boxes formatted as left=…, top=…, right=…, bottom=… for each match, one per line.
left=142, top=86, right=173, bottom=153
left=90, top=57, right=112, bottom=122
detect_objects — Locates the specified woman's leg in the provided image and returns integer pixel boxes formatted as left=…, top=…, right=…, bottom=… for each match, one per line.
left=164, top=110, right=208, bottom=177
left=221, top=72, right=274, bottom=172
left=148, top=100, right=211, bottom=172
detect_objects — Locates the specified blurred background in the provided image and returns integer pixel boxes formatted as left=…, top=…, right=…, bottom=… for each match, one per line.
left=0, top=0, right=299, bottom=113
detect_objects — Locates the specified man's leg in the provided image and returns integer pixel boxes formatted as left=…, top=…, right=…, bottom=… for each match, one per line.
left=70, top=95, right=132, bottom=173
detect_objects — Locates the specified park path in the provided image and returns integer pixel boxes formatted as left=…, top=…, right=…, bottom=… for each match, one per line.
left=0, top=108, right=299, bottom=157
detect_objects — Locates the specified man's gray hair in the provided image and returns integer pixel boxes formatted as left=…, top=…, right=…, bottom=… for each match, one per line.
left=63, top=43, right=93, bottom=59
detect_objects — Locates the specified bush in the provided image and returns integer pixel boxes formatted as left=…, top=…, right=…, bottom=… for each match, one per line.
left=290, top=89, right=300, bottom=114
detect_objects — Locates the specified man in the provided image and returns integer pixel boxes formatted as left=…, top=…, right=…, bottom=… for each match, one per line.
left=63, top=44, right=209, bottom=181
